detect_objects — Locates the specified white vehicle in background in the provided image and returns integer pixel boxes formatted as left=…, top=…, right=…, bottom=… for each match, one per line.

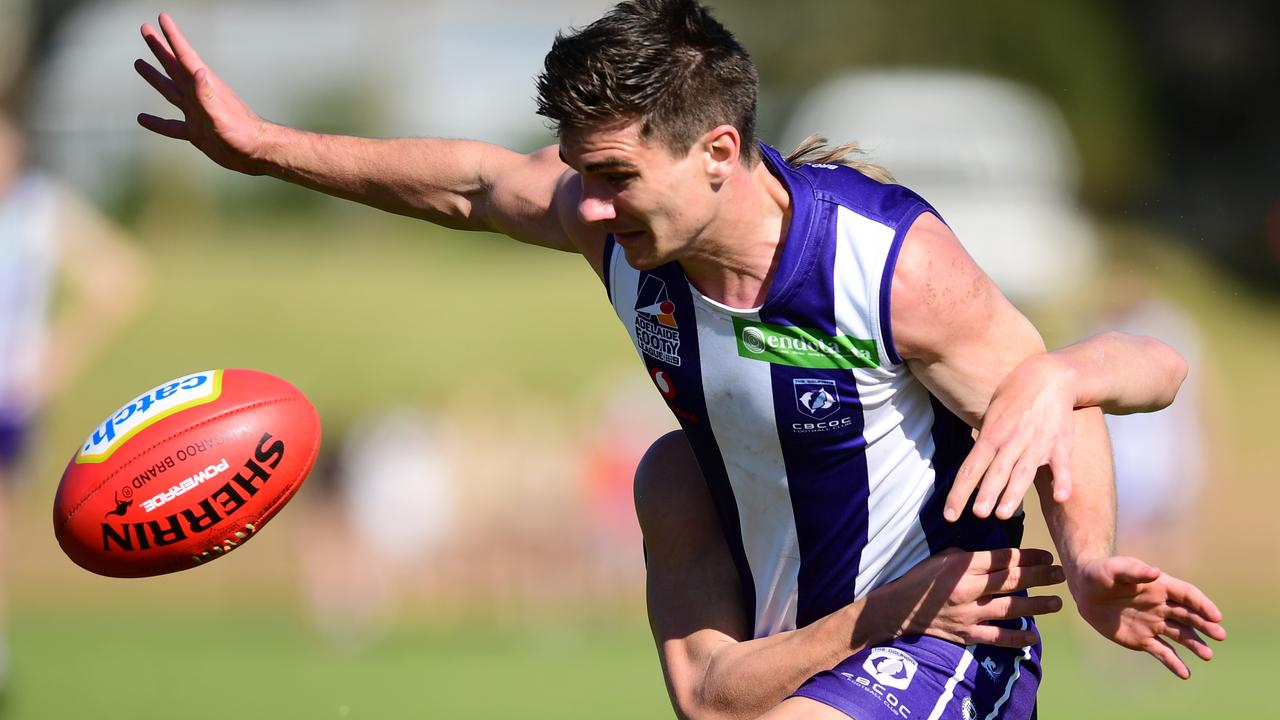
left=782, top=70, right=1097, bottom=308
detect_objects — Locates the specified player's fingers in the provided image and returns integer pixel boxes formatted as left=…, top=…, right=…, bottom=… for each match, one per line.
left=1048, top=440, right=1072, bottom=502
left=1162, top=620, right=1214, bottom=662
left=137, top=114, right=188, bottom=140
left=194, top=67, right=219, bottom=104
left=134, top=59, right=183, bottom=106
left=994, top=451, right=1041, bottom=520
left=948, top=440, right=996, bottom=522
left=1109, top=557, right=1161, bottom=586
left=1011, top=547, right=1056, bottom=568
left=972, top=443, right=1022, bottom=518
left=956, top=624, right=1040, bottom=649
left=963, top=547, right=1013, bottom=573
left=974, top=594, right=1063, bottom=621
left=964, top=548, right=1055, bottom=574
left=1144, top=636, right=1190, bottom=679
left=141, top=23, right=184, bottom=83
left=159, top=13, right=208, bottom=76
left=1163, top=603, right=1227, bottom=641
left=1162, top=576, right=1224, bottom=624
left=979, top=564, right=1065, bottom=595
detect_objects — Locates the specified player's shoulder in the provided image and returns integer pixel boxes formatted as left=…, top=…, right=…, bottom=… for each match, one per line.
left=793, top=161, right=932, bottom=230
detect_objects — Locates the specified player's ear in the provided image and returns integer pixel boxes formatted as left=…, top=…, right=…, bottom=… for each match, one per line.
left=702, top=125, right=740, bottom=184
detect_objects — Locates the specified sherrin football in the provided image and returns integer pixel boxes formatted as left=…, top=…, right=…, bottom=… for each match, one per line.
left=53, top=369, right=321, bottom=578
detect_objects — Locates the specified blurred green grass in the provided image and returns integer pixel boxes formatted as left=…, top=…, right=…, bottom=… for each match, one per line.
left=8, top=604, right=669, bottom=719
left=5, top=604, right=1265, bottom=719
left=12, top=213, right=1276, bottom=718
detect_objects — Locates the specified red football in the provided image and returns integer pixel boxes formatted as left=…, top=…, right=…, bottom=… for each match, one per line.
left=53, top=369, right=321, bottom=578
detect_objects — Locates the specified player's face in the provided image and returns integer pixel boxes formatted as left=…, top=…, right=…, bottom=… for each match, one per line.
left=561, top=121, right=717, bottom=269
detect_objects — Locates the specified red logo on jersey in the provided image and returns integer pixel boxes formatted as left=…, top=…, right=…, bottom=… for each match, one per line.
left=651, top=368, right=676, bottom=400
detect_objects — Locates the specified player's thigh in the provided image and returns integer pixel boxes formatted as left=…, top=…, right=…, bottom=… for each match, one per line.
left=758, top=697, right=853, bottom=720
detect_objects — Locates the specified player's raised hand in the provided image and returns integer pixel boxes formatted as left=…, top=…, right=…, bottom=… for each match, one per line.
left=945, top=352, right=1074, bottom=523
left=871, top=547, right=1066, bottom=648
left=135, top=13, right=268, bottom=175
left=1070, top=555, right=1226, bottom=678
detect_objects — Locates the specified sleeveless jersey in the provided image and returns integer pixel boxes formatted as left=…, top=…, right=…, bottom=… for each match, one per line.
left=605, top=143, right=1020, bottom=639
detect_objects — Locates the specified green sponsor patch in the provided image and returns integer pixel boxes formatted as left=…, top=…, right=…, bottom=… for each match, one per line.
left=733, top=318, right=879, bottom=369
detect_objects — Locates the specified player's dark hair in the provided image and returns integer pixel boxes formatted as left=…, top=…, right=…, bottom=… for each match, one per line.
left=536, top=0, right=760, bottom=163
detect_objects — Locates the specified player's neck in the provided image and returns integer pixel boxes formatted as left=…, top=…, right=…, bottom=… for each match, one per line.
left=679, top=161, right=791, bottom=310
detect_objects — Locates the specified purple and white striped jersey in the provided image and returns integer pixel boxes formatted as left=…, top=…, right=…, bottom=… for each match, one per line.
left=605, top=143, right=1020, bottom=640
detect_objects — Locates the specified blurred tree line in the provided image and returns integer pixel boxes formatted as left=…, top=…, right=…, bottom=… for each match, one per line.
left=722, top=0, right=1279, bottom=288
left=7, top=0, right=1278, bottom=287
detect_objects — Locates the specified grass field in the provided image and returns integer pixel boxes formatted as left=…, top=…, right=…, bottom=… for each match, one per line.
left=10, top=211, right=1276, bottom=718
left=5, top=602, right=1271, bottom=719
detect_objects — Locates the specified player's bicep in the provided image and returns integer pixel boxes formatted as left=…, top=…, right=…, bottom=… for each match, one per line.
left=890, top=212, right=1044, bottom=426
left=472, top=145, right=577, bottom=251
left=475, top=144, right=608, bottom=278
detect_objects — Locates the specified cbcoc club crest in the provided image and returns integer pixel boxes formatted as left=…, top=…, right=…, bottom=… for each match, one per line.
left=863, top=647, right=917, bottom=690
left=794, top=378, right=839, bottom=420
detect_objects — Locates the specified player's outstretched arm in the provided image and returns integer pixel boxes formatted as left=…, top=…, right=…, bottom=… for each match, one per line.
left=946, top=331, right=1188, bottom=523
left=135, top=14, right=583, bottom=254
left=637, top=432, right=1063, bottom=720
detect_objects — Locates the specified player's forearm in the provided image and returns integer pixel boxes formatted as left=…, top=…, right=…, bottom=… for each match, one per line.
left=251, top=123, right=497, bottom=230
left=1052, top=331, right=1188, bottom=414
left=1038, top=407, right=1115, bottom=585
left=688, top=599, right=887, bottom=719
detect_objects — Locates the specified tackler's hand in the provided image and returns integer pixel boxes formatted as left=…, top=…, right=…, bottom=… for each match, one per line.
left=1070, top=556, right=1226, bottom=678
left=945, top=353, right=1075, bottom=522
left=874, top=547, right=1065, bottom=648
left=135, top=13, right=270, bottom=175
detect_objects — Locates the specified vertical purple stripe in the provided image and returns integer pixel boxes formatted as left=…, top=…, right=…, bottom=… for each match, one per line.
left=602, top=236, right=617, bottom=303
left=754, top=165, right=873, bottom=627
left=920, top=395, right=1020, bottom=554
left=770, top=365, right=872, bottom=628
left=639, top=262, right=757, bottom=635
left=757, top=143, right=820, bottom=311
left=877, top=203, right=929, bottom=367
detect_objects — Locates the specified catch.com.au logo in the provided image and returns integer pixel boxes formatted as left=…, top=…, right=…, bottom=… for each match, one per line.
left=734, top=318, right=878, bottom=370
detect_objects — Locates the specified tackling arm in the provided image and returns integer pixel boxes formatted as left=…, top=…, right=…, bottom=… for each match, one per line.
left=943, top=330, right=1187, bottom=522
left=891, top=212, right=1224, bottom=677
left=638, top=432, right=1062, bottom=720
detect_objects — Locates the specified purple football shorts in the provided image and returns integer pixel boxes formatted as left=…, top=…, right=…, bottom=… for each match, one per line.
left=794, top=618, right=1041, bottom=720
left=0, top=408, right=31, bottom=477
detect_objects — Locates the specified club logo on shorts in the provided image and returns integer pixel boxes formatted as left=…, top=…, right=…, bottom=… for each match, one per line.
left=981, top=656, right=1003, bottom=680
left=863, top=647, right=918, bottom=690
left=962, top=696, right=979, bottom=720
left=794, top=378, right=839, bottom=420
left=634, top=276, right=681, bottom=366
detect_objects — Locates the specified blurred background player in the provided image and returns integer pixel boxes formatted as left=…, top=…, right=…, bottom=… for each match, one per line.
left=1093, top=269, right=1210, bottom=573
left=0, top=107, right=149, bottom=694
